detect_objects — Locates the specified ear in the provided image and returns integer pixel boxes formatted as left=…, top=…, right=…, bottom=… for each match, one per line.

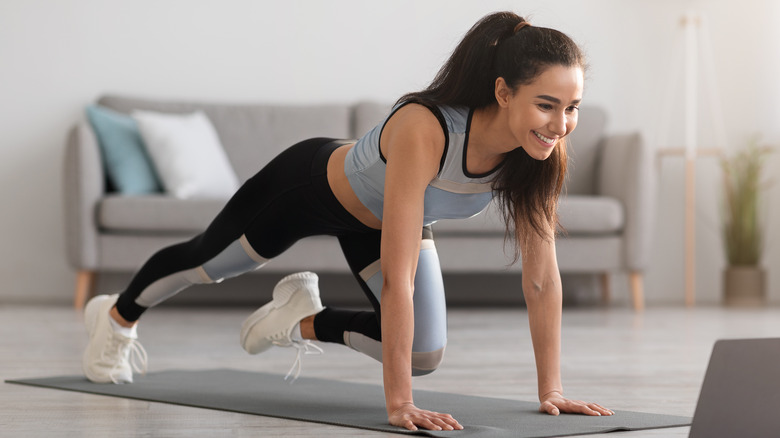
left=495, top=77, right=512, bottom=108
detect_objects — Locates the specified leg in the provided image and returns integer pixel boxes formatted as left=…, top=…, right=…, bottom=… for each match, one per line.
left=113, top=138, right=334, bottom=322
left=315, top=227, right=448, bottom=376
left=84, top=138, right=347, bottom=383
left=74, top=270, right=96, bottom=309
left=600, top=272, right=611, bottom=305
left=629, top=271, right=644, bottom=311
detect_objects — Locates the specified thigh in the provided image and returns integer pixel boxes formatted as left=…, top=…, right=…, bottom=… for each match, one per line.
left=189, top=137, right=334, bottom=256
left=241, top=138, right=355, bottom=258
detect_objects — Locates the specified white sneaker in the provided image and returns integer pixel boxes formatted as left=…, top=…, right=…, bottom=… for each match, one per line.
left=82, top=294, right=148, bottom=384
left=240, top=272, right=325, bottom=380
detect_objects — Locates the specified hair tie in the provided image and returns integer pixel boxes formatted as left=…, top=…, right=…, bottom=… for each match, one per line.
left=513, top=21, right=531, bottom=34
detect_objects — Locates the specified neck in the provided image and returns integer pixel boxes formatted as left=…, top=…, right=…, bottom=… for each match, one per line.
left=468, top=105, right=512, bottom=172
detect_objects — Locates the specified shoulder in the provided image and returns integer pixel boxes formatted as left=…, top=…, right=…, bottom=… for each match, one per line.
left=382, top=103, right=446, bottom=159
left=387, top=103, right=444, bottom=133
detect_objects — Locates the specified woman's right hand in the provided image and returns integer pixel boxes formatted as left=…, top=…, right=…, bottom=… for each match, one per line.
left=388, top=402, right=463, bottom=431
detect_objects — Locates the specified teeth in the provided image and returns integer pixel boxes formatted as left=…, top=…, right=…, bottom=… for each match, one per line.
left=534, top=131, right=555, bottom=144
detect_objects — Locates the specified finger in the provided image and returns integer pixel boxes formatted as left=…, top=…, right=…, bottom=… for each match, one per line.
left=417, top=417, right=443, bottom=431
left=540, top=401, right=560, bottom=416
left=433, top=412, right=463, bottom=430
left=431, top=417, right=453, bottom=431
left=552, top=399, right=601, bottom=416
left=590, top=403, right=614, bottom=416
left=420, top=412, right=463, bottom=431
left=572, top=403, right=601, bottom=416
left=432, top=415, right=460, bottom=431
left=402, top=419, right=418, bottom=431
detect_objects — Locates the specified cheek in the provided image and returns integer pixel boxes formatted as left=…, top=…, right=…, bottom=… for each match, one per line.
left=565, top=119, right=577, bottom=136
left=516, top=110, right=544, bottom=134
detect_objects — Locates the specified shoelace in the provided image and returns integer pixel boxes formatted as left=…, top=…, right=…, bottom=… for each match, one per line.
left=104, top=332, right=149, bottom=384
left=270, top=336, right=324, bottom=383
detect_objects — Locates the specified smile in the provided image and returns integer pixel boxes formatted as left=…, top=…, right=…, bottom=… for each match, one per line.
left=533, top=131, right=556, bottom=145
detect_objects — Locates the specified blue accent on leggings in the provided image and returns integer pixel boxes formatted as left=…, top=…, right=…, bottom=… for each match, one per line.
left=362, top=245, right=447, bottom=353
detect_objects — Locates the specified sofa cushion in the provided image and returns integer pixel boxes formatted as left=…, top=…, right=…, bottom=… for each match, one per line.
left=85, top=105, right=163, bottom=194
left=98, top=195, right=227, bottom=233
left=559, top=195, right=624, bottom=234
left=432, top=195, right=624, bottom=236
left=132, top=110, right=240, bottom=199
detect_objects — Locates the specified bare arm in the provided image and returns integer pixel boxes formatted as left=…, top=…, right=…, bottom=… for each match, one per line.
left=521, top=231, right=563, bottom=400
left=379, top=104, right=461, bottom=431
left=521, top=230, right=613, bottom=416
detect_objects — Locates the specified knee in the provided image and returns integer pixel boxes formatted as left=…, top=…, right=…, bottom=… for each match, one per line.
left=411, top=345, right=446, bottom=376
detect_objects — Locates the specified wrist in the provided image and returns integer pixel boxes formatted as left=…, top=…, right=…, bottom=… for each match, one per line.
left=539, top=389, right=563, bottom=402
left=387, top=401, right=415, bottom=416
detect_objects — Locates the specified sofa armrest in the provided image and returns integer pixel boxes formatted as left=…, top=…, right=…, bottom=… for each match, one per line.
left=63, top=121, right=104, bottom=270
left=596, top=132, right=656, bottom=271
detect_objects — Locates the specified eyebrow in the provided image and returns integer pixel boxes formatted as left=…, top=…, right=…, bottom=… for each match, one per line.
left=535, top=95, right=582, bottom=105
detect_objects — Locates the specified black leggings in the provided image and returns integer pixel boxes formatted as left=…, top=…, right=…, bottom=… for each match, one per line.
left=114, top=138, right=448, bottom=373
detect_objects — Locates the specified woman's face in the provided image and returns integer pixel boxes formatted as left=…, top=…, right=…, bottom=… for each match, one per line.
left=498, top=65, right=584, bottom=160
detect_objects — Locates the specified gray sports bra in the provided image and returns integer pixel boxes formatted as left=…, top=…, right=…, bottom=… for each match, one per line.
left=344, top=103, right=500, bottom=226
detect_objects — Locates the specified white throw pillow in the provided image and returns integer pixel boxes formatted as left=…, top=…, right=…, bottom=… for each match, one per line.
left=132, top=110, right=240, bottom=199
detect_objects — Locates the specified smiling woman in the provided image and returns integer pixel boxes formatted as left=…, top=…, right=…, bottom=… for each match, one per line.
left=399, top=14, right=587, bottom=254
left=81, top=11, right=611, bottom=433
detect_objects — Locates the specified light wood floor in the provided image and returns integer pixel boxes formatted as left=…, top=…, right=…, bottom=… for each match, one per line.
left=3, top=303, right=779, bottom=437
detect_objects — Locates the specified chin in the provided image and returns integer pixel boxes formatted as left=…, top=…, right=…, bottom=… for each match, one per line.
left=524, top=148, right=554, bottom=161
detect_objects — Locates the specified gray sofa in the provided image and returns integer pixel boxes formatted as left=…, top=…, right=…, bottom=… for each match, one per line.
left=64, top=95, right=654, bottom=310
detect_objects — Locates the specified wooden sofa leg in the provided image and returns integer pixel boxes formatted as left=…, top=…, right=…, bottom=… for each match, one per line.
left=74, top=270, right=96, bottom=310
left=629, top=272, right=645, bottom=312
left=600, top=273, right=611, bottom=305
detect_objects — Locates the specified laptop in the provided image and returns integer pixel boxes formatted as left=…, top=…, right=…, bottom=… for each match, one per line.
left=689, top=338, right=780, bottom=438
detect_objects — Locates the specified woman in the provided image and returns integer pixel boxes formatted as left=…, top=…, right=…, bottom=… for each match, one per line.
left=82, top=11, right=614, bottom=431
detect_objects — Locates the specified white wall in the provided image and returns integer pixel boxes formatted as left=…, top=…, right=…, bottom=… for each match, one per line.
left=1, top=0, right=778, bottom=306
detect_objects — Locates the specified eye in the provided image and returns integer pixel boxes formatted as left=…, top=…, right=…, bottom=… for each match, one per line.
left=537, top=103, right=553, bottom=111
left=566, top=105, right=579, bottom=113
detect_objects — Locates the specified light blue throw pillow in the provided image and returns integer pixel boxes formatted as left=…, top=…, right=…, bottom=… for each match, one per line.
left=86, top=105, right=162, bottom=194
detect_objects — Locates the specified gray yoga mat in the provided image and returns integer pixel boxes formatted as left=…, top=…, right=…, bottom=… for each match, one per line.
left=7, top=369, right=690, bottom=437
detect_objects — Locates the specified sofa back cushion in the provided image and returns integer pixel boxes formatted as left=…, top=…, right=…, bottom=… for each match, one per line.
left=98, top=95, right=352, bottom=182
left=96, top=96, right=606, bottom=195
left=565, top=106, right=607, bottom=195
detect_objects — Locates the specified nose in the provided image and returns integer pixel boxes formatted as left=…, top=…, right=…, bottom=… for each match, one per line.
left=549, top=111, right=567, bottom=137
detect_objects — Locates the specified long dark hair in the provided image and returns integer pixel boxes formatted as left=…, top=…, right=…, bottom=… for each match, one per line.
left=398, top=11, right=586, bottom=260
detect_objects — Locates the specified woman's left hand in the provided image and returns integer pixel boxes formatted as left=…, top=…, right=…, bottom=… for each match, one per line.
left=539, top=391, right=614, bottom=416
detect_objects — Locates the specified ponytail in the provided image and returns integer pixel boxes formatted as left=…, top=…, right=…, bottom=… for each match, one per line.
left=399, top=11, right=586, bottom=262
left=398, top=11, right=523, bottom=108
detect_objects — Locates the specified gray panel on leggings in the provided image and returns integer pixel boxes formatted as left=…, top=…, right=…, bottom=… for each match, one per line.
left=201, top=239, right=262, bottom=282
